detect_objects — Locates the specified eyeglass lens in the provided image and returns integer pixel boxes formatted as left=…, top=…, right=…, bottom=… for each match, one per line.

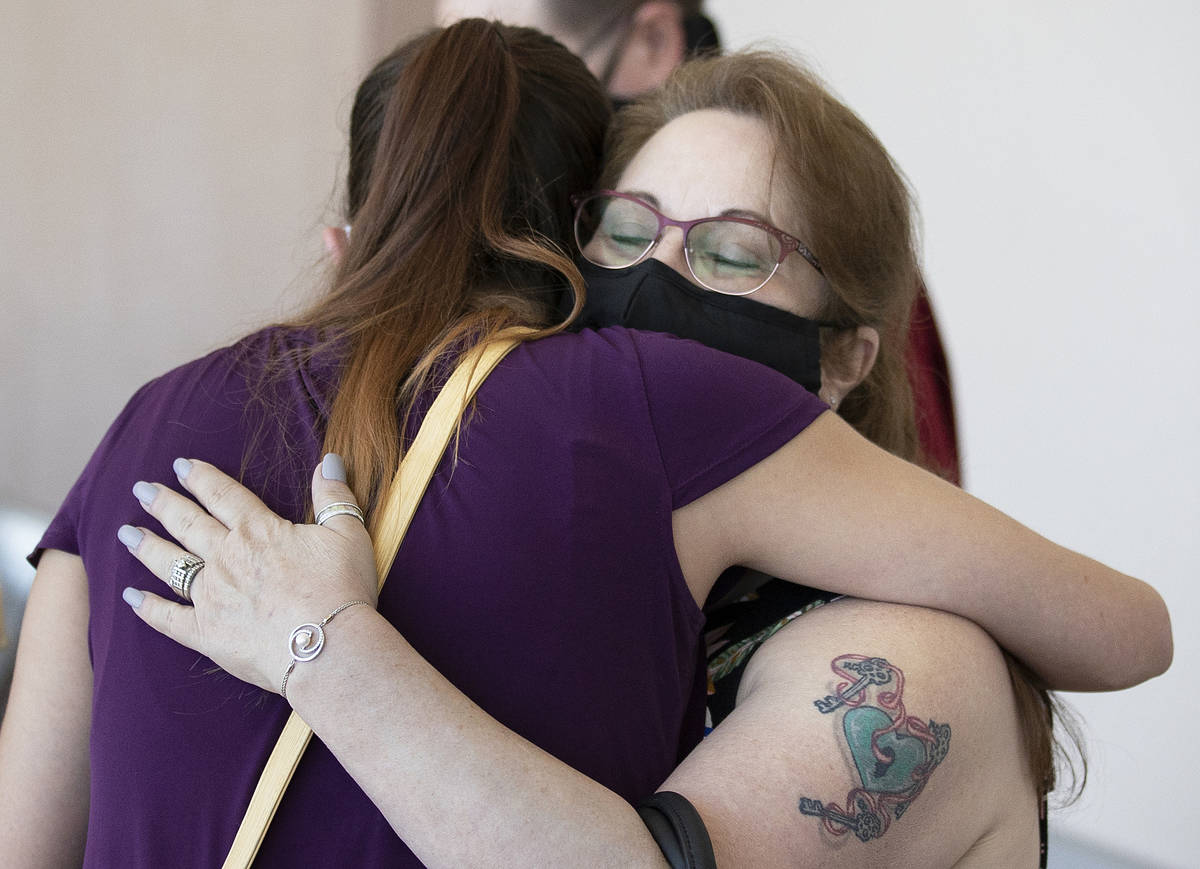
left=575, top=195, right=782, bottom=295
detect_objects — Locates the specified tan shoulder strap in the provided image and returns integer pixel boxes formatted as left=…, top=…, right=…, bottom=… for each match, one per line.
left=222, top=330, right=530, bottom=869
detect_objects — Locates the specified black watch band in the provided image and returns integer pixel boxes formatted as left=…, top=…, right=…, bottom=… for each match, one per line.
left=637, top=791, right=717, bottom=869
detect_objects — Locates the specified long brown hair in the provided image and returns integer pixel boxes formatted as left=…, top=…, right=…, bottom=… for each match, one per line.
left=275, top=20, right=610, bottom=514
left=602, top=52, right=921, bottom=463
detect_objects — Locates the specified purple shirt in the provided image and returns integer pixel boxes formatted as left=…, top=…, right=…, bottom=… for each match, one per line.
left=37, top=325, right=825, bottom=866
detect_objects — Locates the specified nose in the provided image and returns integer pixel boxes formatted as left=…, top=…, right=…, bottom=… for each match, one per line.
left=649, top=226, right=691, bottom=280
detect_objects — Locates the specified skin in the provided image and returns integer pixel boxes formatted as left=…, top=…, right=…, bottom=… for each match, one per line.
left=0, top=551, right=91, bottom=867
left=663, top=601, right=1040, bottom=866
left=110, top=412, right=1163, bottom=868
left=616, top=109, right=879, bottom=404
left=619, top=110, right=828, bottom=316
left=0, top=110, right=1171, bottom=867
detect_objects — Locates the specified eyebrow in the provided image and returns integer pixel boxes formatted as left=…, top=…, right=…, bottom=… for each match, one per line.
left=619, top=189, right=774, bottom=226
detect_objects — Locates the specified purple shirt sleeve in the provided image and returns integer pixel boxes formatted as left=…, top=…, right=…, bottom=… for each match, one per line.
left=32, top=329, right=329, bottom=568
left=33, top=377, right=161, bottom=564
left=627, top=329, right=828, bottom=509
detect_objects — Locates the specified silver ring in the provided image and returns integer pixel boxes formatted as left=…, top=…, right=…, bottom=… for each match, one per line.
left=169, top=553, right=204, bottom=603
left=315, top=501, right=365, bottom=527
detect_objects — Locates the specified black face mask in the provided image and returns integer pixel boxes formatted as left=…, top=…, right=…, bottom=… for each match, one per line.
left=566, top=258, right=828, bottom=394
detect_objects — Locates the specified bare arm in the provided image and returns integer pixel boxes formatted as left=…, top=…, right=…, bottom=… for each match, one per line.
left=125, top=462, right=670, bottom=868
left=121, top=435, right=1170, bottom=864
left=662, top=599, right=1040, bottom=867
left=0, top=550, right=92, bottom=866
left=675, top=412, right=1172, bottom=691
left=286, top=605, right=670, bottom=868
left=269, top=598, right=1045, bottom=868
left=126, top=465, right=1044, bottom=867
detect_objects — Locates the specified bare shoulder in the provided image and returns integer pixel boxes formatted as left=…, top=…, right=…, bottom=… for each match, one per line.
left=662, top=598, right=1040, bottom=868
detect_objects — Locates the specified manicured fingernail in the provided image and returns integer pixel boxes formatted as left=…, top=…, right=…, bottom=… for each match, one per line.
left=118, top=524, right=144, bottom=551
left=173, top=457, right=192, bottom=479
left=133, top=481, right=158, bottom=506
left=122, top=587, right=145, bottom=609
left=322, top=453, right=347, bottom=482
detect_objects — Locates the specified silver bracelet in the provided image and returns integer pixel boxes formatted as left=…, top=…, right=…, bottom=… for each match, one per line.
left=280, top=599, right=373, bottom=700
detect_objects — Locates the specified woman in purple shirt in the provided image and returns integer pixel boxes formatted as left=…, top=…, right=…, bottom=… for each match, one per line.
left=0, top=20, right=1170, bottom=868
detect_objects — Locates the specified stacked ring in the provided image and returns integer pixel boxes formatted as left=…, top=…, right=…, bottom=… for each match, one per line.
left=315, top=501, right=365, bottom=527
left=169, top=553, right=205, bottom=602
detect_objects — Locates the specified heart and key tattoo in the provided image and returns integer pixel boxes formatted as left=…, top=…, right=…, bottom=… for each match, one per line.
left=798, top=654, right=951, bottom=843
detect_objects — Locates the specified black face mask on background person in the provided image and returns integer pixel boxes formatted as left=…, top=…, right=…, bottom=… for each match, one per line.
left=565, top=258, right=833, bottom=395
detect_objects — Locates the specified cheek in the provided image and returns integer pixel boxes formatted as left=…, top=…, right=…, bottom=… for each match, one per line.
left=750, top=284, right=807, bottom=316
left=752, top=260, right=827, bottom=316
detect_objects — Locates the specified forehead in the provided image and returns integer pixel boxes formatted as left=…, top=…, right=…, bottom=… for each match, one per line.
left=616, top=109, right=792, bottom=225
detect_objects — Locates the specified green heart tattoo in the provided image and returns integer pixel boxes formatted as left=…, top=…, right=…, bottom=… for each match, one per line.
left=798, top=655, right=951, bottom=843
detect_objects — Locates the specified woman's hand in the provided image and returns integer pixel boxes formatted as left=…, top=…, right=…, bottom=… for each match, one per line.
left=118, top=454, right=378, bottom=695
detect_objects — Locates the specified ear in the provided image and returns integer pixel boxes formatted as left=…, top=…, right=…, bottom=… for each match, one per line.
left=820, top=326, right=880, bottom=408
left=322, top=225, right=349, bottom=264
left=607, top=1, right=686, bottom=98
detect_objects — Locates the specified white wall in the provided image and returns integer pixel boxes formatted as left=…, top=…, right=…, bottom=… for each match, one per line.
left=0, top=1, right=433, bottom=513
left=707, top=1, right=1198, bottom=865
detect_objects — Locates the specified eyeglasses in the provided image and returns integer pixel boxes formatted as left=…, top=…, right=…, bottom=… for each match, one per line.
left=572, top=190, right=824, bottom=296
